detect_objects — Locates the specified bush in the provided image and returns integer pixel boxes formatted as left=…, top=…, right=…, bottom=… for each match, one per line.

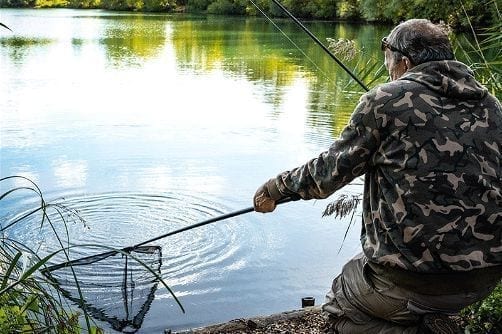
left=460, top=281, right=502, bottom=334
left=207, top=0, right=245, bottom=15
left=186, top=0, right=210, bottom=11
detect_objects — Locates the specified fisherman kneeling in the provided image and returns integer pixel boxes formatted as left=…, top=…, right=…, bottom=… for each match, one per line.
left=253, top=19, right=502, bottom=334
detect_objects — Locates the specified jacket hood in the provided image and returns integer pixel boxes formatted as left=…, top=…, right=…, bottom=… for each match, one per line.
left=400, top=60, right=487, bottom=100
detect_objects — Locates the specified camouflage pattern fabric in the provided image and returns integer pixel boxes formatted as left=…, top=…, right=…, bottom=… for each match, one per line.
left=271, top=60, right=502, bottom=273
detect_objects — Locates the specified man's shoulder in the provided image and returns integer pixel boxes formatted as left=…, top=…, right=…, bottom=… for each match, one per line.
left=363, top=79, right=423, bottom=104
left=355, top=80, right=422, bottom=119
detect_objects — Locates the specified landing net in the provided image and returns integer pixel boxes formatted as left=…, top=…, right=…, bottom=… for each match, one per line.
left=43, top=246, right=162, bottom=333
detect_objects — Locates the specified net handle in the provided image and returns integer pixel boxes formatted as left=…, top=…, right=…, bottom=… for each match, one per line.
left=45, top=197, right=294, bottom=271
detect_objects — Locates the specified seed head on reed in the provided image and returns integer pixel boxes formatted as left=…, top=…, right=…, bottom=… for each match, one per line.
left=322, top=194, right=361, bottom=219
left=326, top=38, right=360, bottom=61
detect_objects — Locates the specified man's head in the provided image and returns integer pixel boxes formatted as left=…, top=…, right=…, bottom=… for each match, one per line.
left=382, top=19, right=454, bottom=80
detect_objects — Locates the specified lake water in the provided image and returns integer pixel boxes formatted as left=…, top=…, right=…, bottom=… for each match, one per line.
left=0, top=9, right=389, bottom=333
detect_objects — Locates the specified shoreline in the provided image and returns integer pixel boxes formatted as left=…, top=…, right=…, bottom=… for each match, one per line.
left=167, top=306, right=324, bottom=334
left=166, top=306, right=471, bottom=334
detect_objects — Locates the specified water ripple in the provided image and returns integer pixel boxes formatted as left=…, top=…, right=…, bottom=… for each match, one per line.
left=6, top=192, right=250, bottom=287
left=5, top=192, right=259, bottom=331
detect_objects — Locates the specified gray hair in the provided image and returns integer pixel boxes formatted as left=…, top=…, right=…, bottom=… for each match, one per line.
left=386, top=19, right=454, bottom=65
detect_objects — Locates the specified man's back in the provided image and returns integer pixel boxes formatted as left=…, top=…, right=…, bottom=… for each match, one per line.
left=360, top=60, right=502, bottom=272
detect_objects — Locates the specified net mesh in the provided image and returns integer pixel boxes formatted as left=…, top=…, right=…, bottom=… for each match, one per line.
left=43, top=246, right=162, bottom=333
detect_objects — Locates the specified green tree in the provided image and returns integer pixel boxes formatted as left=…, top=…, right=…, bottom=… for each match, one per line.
left=207, top=0, right=246, bottom=15
left=337, top=0, right=361, bottom=20
left=100, top=0, right=142, bottom=10
left=143, top=0, right=175, bottom=11
left=67, top=0, right=99, bottom=8
left=305, top=0, right=337, bottom=19
left=186, top=0, right=210, bottom=11
left=0, top=0, right=36, bottom=7
left=35, top=0, right=68, bottom=7
left=359, top=0, right=387, bottom=21
left=281, top=0, right=311, bottom=18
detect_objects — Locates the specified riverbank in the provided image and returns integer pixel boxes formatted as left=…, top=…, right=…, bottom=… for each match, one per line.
left=168, top=306, right=325, bottom=334
left=167, top=306, right=484, bottom=334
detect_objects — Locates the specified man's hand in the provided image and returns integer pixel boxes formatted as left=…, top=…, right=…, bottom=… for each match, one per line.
left=254, top=178, right=283, bottom=213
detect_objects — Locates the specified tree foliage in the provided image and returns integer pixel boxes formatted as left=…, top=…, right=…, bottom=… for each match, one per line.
left=337, top=0, right=360, bottom=20
left=1, top=0, right=498, bottom=32
left=207, top=0, right=246, bottom=15
left=0, top=0, right=36, bottom=7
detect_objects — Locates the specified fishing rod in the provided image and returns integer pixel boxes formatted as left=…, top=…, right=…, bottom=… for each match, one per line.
left=44, top=197, right=294, bottom=272
left=44, top=206, right=254, bottom=271
left=254, top=0, right=370, bottom=92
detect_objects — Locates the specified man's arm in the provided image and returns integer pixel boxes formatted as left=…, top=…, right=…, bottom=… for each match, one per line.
left=254, top=92, right=382, bottom=212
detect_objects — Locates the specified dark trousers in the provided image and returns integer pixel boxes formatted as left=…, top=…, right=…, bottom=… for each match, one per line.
left=322, top=253, right=497, bottom=334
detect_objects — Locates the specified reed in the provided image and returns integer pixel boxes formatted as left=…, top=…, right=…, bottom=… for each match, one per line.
left=326, top=36, right=387, bottom=92
left=453, top=0, right=501, bottom=100
left=1, top=176, right=185, bottom=332
left=0, top=176, right=102, bottom=333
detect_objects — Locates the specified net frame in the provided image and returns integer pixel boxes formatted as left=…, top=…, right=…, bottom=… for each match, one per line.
left=42, top=246, right=163, bottom=333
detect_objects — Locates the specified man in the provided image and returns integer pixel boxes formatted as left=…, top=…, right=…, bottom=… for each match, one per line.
left=253, top=19, right=501, bottom=334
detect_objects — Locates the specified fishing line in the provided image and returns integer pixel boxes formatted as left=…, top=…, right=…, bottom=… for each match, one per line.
left=251, top=0, right=370, bottom=92
left=248, top=0, right=333, bottom=82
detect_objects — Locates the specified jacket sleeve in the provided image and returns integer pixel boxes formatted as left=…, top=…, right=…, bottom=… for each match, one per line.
left=271, top=91, right=381, bottom=200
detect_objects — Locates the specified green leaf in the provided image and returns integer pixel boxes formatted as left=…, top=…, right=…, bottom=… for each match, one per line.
left=0, top=250, right=64, bottom=295
left=21, top=295, right=39, bottom=314
left=1, top=252, right=22, bottom=290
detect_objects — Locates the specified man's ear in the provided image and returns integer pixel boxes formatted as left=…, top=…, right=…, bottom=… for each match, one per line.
left=403, top=57, right=413, bottom=70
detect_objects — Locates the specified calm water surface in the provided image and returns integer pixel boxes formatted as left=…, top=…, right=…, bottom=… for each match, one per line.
left=0, top=9, right=389, bottom=333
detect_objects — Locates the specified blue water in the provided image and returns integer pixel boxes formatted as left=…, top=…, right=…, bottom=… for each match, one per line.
left=0, top=9, right=370, bottom=332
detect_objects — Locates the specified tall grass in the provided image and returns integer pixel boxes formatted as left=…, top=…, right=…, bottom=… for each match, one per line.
left=0, top=242, right=83, bottom=333
left=0, top=176, right=101, bottom=333
left=453, top=0, right=501, bottom=100
left=327, top=37, right=387, bottom=92
left=0, top=176, right=183, bottom=332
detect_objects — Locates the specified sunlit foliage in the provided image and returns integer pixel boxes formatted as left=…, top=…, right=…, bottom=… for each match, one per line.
left=1, top=0, right=499, bottom=32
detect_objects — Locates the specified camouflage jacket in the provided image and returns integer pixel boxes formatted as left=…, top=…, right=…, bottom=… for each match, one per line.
left=272, top=60, right=502, bottom=273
